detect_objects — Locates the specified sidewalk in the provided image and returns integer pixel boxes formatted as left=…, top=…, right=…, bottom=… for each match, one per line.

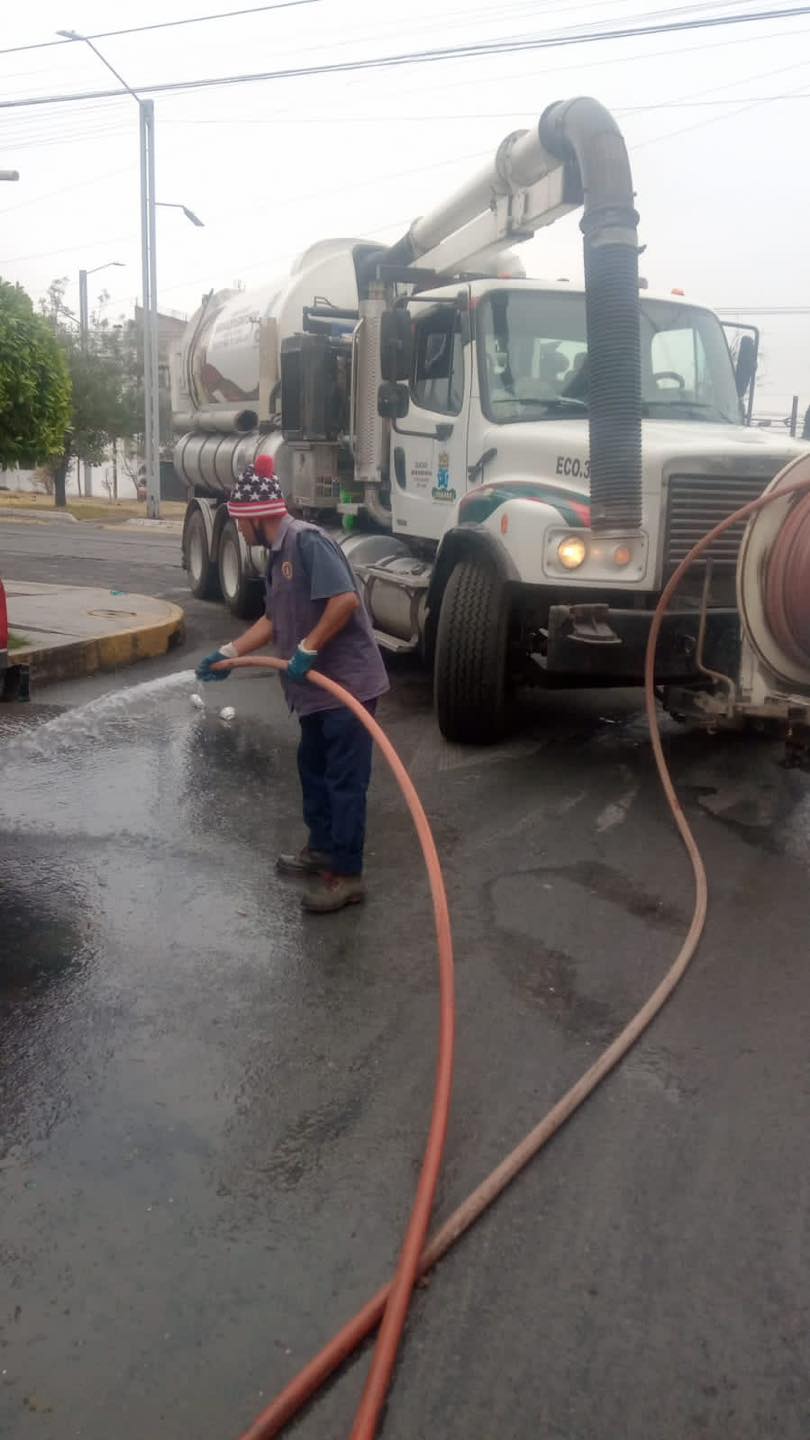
left=7, top=581, right=185, bottom=685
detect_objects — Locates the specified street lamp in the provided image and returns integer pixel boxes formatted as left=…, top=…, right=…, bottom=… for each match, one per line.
left=79, top=261, right=124, bottom=351
left=56, top=30, right=203, bottom=519
left=77, top=261, right=124, bottom=499
left=156, top=202, right=205, bottom=228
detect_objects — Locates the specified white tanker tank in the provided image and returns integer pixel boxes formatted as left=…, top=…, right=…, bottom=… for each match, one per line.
left=172, top=238, right=379, bottom=498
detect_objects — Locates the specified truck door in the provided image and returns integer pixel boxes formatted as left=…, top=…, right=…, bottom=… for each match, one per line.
left=390, top=294, right=470, bottom=541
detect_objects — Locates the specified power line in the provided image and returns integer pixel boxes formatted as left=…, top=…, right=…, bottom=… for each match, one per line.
left=155, top=54, right=810, bottom=234
left=716, top=306, right=810, bottom=313
left=0, top=0, right=762, bottom=61
left=626, top=92, right=810, bottom=104
left=0, top=164, right=135, bottom=216
left=0, top=145, right=491, bottom=266
left=161, top=93, right=810, bottom=126
left=0, top=0, right=322, bottom=59
left=3, top=10, right=805, bottom=141
left=0, top=233, right=134, bottom=265
left=106, top=216, right=424, bottom=306
left=4, top=74, right=805, bottom=274
left=633, top=73, right=810, bottom=145
left=1, top=4, right=809, bottom=109
left=120, top=14, right=806, bottom=179
left=326, top=8, right=810, bottom=105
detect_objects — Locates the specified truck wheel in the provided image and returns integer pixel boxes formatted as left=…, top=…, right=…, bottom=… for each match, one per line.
left=218, top=519, right=262, bottom=619
left=186, top=509, right=219, bottom=600
left=434, top=558, right=510, bottom=744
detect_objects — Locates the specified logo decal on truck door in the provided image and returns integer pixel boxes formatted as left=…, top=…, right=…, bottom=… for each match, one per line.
left=432, top=449, right=456, bottom=502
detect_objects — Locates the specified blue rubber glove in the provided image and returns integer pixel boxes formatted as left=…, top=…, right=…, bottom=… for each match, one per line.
left=286, top=644, right=318, bottom=682
left=196, top=648, right=231, bottom=683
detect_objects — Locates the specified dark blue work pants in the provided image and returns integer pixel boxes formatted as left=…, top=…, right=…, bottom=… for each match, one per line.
left=297, top=701, right=377, bottom=876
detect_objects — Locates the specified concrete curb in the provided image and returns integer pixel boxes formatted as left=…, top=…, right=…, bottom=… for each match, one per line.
left=123, top=517, right=184, bottom=531
left=15, top=604, right=185, bottom=686
left=0, top=507, right=78, bottom=523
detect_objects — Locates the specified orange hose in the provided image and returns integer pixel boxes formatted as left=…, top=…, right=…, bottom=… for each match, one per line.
left=228, top=461, right=810, bottom=1440
left=219, top=655, right=455, bottom=1440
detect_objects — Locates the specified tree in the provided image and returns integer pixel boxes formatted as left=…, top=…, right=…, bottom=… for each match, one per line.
left=0, top=279, right=72, bottom=471
left=40, top=278, right=143, bottom=507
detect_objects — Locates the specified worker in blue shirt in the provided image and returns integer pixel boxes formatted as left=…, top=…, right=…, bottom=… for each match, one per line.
left=196, top=456, right=389, bottom=913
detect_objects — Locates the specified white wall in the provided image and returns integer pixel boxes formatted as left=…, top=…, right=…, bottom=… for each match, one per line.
left=0, top=466, right=47, bottom=494
left=0, top=454, right=140, bottom=501
left=81, top=457, right=140, bottom=501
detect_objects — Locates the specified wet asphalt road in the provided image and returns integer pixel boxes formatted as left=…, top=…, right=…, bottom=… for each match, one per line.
left=1, top=519, right=810, bottom=1440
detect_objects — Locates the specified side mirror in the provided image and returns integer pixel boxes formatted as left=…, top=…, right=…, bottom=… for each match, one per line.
left=735, top=333, right=756, bottom=397
left=380, top=309, right=413, bottom=383
left=377, top=380, right=409, bottom=420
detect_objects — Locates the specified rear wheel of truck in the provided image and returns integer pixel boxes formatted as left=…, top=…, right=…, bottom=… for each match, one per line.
left=434, top=557, right=510, bottom=744
left=186, top=509, right=219, bottom=600
left=218, top=519, right=262, bottom=619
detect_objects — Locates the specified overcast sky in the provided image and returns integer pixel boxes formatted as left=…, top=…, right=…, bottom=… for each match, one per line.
left=1, top=0, right=808, bottom=414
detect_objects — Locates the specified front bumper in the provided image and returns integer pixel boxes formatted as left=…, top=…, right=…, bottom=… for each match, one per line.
left=539, top=603, right=741, bottom=684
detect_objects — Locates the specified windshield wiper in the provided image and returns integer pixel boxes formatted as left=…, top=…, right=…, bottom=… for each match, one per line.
left=511, top=395, right=588, bottom=413
left=641, top=400, right=730, bottom=423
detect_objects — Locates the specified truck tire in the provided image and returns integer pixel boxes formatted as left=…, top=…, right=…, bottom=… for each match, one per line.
left=434, top=558, right=510, bottom=744
left=218, top=519, right=262, bottom=619
left=185, top=509, right=219, bottom=600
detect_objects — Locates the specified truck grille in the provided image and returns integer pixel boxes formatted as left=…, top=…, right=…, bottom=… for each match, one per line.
left=664, top=472, right=771, bottom=574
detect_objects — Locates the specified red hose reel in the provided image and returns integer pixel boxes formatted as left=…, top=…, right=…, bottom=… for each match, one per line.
left=738, top=453, right=810, bottom=696
left=763, top=488, right=810, bottom=672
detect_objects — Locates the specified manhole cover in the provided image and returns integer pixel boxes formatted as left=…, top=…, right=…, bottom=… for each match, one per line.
left=87, top=608, right=139, bottom=619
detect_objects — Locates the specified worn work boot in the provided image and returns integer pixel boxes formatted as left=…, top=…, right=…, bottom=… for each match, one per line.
left=276, top=846, right=331, bottom=878
left=301, top=873, right=366, bottom=913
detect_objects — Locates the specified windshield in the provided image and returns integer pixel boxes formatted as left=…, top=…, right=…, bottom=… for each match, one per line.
left=477, top=289, right=742, bottom=426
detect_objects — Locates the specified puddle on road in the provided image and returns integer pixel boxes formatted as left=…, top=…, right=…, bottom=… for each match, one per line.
left=0, top=665, right=307, bottom=1049
left=0, top=668, right=198, bottom=761
left=0, top=668, right=291, bottom=846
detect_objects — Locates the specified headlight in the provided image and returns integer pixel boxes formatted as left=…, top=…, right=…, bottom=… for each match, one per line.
left=557, top=535, right=587, bottom=570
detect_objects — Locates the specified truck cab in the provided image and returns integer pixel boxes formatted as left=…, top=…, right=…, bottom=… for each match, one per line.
left=363, top=278, right=805, bottom=739
left=394, top=279, right=753, bottom=546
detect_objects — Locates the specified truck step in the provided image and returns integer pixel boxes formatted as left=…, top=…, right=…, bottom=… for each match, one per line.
left=372, top=628, right=419, bottom=655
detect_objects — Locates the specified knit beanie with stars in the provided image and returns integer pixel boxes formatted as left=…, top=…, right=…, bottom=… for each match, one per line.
left=227, top=455, right=287, bottom=519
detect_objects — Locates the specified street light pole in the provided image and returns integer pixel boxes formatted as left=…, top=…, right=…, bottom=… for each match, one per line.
left=77, top=260, right=123, bottom=496
left=57, top=29, right=162, bottom=517
left=78, top=268, right=89, bottom=498
left=78, top=261, right=123, bottom=354
left=57, top=29, right=203, bottom=520
left=79, top=269, right=89, bottom=350
left=139, top=99, right=160, bottom=519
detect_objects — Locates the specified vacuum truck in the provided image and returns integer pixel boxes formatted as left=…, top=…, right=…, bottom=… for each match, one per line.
left=172, top=96, right=810, bottom=744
